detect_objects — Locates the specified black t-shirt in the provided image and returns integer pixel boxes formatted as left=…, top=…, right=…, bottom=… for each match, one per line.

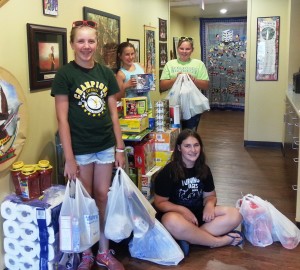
left=155, top=162, right=215, bottom=215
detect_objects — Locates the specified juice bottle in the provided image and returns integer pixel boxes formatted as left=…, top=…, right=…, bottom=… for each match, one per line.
left=19, top=165, right=40, bottom=201
left=37, top=160, right=53, bottom=194
left=10, top=161, right=25, bottom=196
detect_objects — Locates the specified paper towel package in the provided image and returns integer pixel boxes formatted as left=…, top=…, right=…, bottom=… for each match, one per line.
left=1, top=185, right=66, bottom=270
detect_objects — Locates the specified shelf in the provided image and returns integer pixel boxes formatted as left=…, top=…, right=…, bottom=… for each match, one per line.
left=122, top=129, right=152, bottom=142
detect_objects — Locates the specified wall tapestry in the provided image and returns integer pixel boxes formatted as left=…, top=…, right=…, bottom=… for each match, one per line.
left=0, top=67, right=27, bottom=172
left=144, top=25, right=156, bottom=90
left=200, top=17, right=247, bottom=111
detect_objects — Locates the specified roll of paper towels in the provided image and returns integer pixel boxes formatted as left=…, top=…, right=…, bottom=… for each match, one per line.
left=3, top=219, right=21, bottom=239
left=1, top=200, right=18, bottom=220
left=19, top=239, right=40, bottom=258
left=4, top=237, right=21, bottom=256
left=19, top=256, right=39, bottom=270
left=17, top=204, right=35, bottom=223
left=4, top=253, right=20, bottom=270
left=19, top=222, right=39, bottom=242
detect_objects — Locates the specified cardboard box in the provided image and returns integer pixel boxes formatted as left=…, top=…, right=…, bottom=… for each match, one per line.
left=122, top=97, right=148, bottom=118
left=119, top=116, right=149, bottom=133
left=141, top=166, right=162, bottom=200
left=134, top=139, right=155, bottom=175
left=149, top=128, right=180, bottom=151
left=155, top=151, right=172, bottom=167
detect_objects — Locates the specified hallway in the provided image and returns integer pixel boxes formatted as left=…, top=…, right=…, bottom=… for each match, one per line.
left=104, top=110, right=300, bottom=270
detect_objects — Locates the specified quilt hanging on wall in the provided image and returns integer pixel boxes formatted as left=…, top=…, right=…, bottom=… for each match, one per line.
left=200, top=17, right=247, bottom=111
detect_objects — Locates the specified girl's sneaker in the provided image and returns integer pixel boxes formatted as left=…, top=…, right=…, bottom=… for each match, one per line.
left=96, top=249, right=124, bottom=270
left=78, top=252, right=94, bottom=270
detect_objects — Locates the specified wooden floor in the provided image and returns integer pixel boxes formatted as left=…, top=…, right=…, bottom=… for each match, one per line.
left=96, top=111, right=300, bottom=270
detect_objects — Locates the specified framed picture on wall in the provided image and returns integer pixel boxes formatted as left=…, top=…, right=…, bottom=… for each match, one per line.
left=127, top=38, right=140, bottom=63
left=255, top=16, right=280, bottom=81
left=83, top=6, right=120, bottom=71
left=27, top=23, right=67, bottom=90
left=42, top=0, right=58, bottom=16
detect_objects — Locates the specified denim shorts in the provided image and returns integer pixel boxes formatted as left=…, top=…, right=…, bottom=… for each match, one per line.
left=75, top=146, right=115, bottom=165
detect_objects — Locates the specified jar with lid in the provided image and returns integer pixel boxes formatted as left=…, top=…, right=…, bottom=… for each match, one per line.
left=10, top=161, right=25, bottom=196
left=37, top=160, right=53, bottom=194
left=19, top=165, right=40, bottom=201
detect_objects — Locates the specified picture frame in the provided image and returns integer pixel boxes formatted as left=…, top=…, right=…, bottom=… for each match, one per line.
left=27, top=23, right=67, bottom=91
left=42, top=0, right=58, bottom=16
left=159, top=42, right=167, bottom=68
left=83, top=7, right=120, bottom=71
left=159, top=18, right=167, bottom=42
left=173, top=37, right=179, bottom=59
left=144, top=25, right=156, bottom=74
left=255, top=16, right=280, bottom=81
left=127, top=38, right=140, bottom=63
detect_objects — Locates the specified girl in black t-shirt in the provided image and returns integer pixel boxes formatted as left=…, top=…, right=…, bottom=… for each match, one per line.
left=154, top=129, right=243, bottom=256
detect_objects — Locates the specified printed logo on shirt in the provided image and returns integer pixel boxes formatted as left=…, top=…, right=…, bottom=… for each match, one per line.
left=73, top=81, right=108, bottom=117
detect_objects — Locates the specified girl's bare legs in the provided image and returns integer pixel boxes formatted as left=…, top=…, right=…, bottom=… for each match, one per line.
left=162, top=206, right=243, bottom=248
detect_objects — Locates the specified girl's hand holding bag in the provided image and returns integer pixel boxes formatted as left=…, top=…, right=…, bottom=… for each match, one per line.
left=59, top=179, right=100, bottom=253
left=167, top=74, right=210, bottom=120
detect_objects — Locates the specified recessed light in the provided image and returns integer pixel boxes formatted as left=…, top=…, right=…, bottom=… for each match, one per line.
left=220, top=9, right=227, bottom=14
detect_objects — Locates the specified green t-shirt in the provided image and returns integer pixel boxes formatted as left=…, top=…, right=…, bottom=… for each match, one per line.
left=51, top=61, right=120, bottom=155
left=160, top=58, right=209, bottom=83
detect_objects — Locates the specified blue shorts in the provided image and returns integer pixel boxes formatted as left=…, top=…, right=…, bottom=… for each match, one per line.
left=75, top=147, right=115, bottom=165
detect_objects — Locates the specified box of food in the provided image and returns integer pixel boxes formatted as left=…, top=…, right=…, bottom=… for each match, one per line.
left=155, top=151, right=172, bottom=167
left=131, top=73, right=154, bottom=92
left=122, top=97, right=148, bottom=118
left=149, top=128, right=180, bottom=151
left=141, top=166, right=162, bottom=200
left=134, top=139, right=155, bottom=175
left=119, top=116, right=149, bottom=133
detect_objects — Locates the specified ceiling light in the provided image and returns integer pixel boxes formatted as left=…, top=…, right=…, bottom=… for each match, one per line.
left=220, top=9, right=227, bottom=14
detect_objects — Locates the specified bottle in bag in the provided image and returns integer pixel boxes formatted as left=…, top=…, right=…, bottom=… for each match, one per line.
left=10, top=161, right=25, bottom=196
left=37, top=160, right=53, bottom=194
left=19, top=165, right=41, bottom=201
left=72, top=217, right=80, bottom=252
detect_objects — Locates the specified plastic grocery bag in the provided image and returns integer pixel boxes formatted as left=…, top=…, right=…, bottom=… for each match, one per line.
left=59, top=179, right=100, bottom=253
left=129, top=218, right=184, bottom=265
left=267, top=199, right=300, bottom=249
left=237, top=194, right=273, bottom=247
left=104, top=169, right=133, bottom=242
left=167, top=74, right=210, bottom=120
left=58, top=253, right=80, bottom=270
left=105, top=168, right=156, bottom=241
left=238, top=194, right=300, bottom=249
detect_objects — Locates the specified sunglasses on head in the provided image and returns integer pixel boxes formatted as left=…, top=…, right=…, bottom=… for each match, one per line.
left=72, top=20, right=97, bottom=28
left=179, top=36, right=193, bottom=42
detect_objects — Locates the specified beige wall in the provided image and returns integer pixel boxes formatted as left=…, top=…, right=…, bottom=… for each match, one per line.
left=0, top=0, right=169, bottom=267
left=244, top=0, right=289, bottom=143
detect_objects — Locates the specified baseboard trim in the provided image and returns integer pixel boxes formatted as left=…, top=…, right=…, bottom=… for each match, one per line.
left=244, top=140, right=282, bottom=149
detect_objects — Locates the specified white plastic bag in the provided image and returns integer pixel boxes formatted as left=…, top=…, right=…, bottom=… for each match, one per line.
left=167, top=74, right=210, bottom=120
left=105, top=168, right=156, bottom=241
left=237, top=194, right=300, bottom=249
left=59, top=179, right=100, bottom=253
left=104, top=169, right=133, bottom=242
left=129, top=219, right=184, bottom=265
left=267, top=199, right=300, bottom=249
left=237, top=194, right=273, bottom=247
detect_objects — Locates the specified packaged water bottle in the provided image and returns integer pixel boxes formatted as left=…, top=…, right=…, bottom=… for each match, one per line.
left=72, top=217, right=80, bottom=252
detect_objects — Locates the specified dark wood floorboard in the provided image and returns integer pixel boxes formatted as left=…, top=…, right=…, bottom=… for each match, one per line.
left=94, top=110, right=300, bottom=270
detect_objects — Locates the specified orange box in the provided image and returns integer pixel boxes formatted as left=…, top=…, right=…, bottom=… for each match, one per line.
left=134, top=139, right=155, bottom=175
left=149, top=128, right=180, bottom=151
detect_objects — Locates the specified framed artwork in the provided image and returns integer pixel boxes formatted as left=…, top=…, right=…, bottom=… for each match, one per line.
left=159, top=18, right=167, bottom=42
left=159, top=42, right=167, bottom=68
left=173, top=37, right=179, bottom=59
left=0, top=0, right=9, bottom=8
left=127, top=38, right=140, bottom=63
left=43, top=0, right=58, bottom=16
left=144, top=25, right=156, bottom=74
left=27, top=23, right=67, bottom=91
left=83, top=7, right=120, bottom=71
left=256, top=16, right=280, bottom=81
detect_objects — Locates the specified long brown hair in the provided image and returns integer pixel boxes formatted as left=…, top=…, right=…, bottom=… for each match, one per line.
left=171, top=129, right=208, bottom=182
left=116, top=42, right=136, bottom=72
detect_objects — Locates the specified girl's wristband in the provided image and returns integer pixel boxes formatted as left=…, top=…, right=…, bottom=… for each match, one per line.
left=116, top=148, right=125, bottom=153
